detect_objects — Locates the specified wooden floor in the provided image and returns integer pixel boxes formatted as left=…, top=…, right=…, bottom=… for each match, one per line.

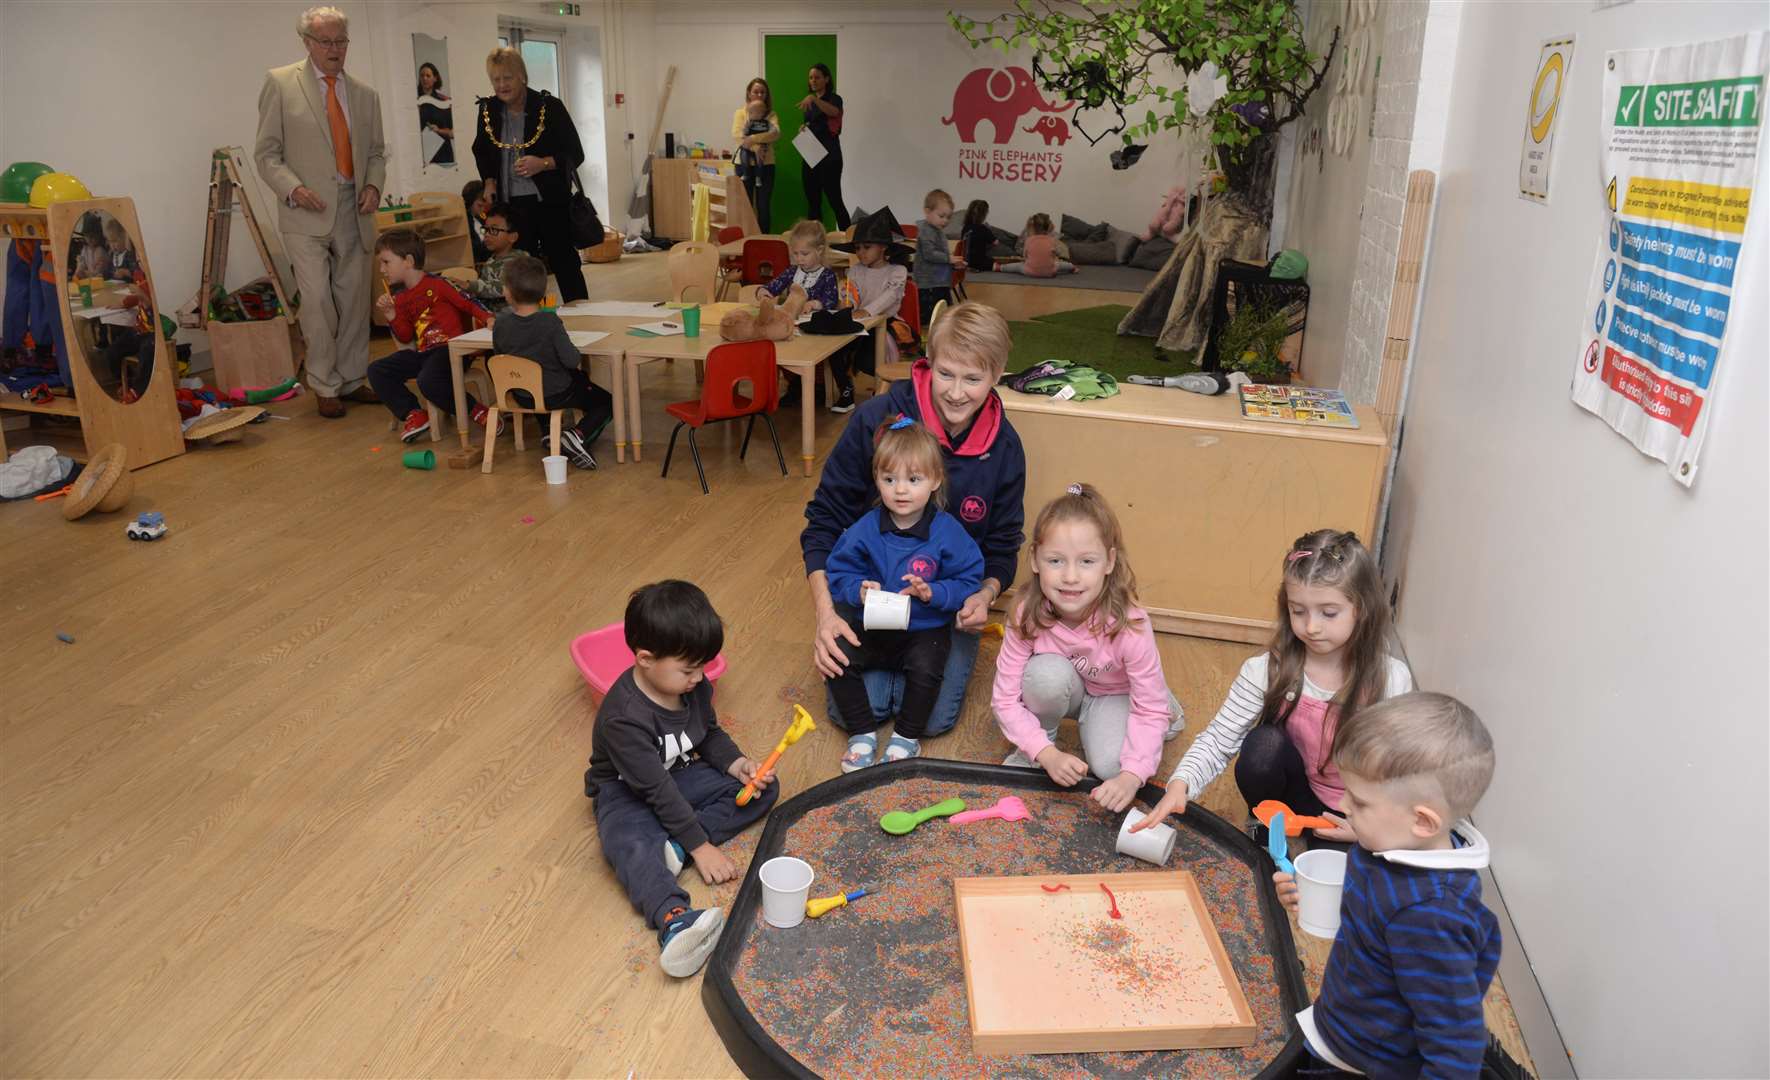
left=1, top=254, right=1530, bottom=1077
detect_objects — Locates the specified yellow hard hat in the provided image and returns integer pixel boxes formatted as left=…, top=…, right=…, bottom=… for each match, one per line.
left=28, top=172, right=92, bottom=207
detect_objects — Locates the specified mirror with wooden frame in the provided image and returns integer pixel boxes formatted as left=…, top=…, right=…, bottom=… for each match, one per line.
left=64, top=209, right=159, bottom=404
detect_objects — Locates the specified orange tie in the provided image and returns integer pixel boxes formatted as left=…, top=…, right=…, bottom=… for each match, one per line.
left=324, top=75, right=354, bottom=180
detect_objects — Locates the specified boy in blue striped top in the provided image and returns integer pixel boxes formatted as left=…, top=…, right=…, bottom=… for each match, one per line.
left=1273, top=691, right=1501, bottom=1078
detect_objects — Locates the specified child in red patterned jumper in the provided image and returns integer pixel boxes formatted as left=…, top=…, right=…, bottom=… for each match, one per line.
left=368, top=228, right=493, bottom=442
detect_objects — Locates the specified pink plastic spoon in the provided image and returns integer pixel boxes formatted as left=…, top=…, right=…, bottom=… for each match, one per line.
left=949, top=796, right=1032, bottom=825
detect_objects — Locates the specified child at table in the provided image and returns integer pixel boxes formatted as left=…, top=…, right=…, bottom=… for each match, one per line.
left=367, top=228, right=492, bottom=443
left=461, top=202, right=522, bottom=311
left=761, top=219, right=839, bottom=312
left=993, top=483, right=1184, bottom=812
left=102, top=218, right=140, bottom=282
left=1134, top=530, right=1413, bottom=841
left=73, top=218, right=110, bottom=280
left=826, top=207, right=910, bottom=414
left=584, top=580, right=778, bottom=977
left=826, top=416, right=984, bottom=770
left=491, top=255, right=615, bottom=469
left=762, top=219, right=841, bottom=407
left=912, top=189, right=965, bottom=322
left=1270, top=691, right=1501, bottom=1078
left=996, top=213, right=1077, bottom=277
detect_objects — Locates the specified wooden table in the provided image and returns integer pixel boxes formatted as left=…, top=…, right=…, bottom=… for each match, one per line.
left=443, top=327, right=629, bottom=461
left=619, top=314, right=884, bottom=476
left=999, top=384, right=1388, bottom=643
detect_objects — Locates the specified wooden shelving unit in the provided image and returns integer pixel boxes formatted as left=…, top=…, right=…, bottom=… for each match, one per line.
left=369, top=191, right=473, bottom=324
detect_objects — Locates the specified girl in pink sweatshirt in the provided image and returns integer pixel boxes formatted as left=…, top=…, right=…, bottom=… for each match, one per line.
left=993, top=483, right=1184, bottom=812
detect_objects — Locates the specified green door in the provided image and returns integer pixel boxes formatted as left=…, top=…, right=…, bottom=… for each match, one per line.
left=764, top=34, right=837, bottom=231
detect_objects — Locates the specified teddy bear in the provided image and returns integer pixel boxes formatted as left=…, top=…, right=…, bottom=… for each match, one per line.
left=719, top=285, right=808, bottom=342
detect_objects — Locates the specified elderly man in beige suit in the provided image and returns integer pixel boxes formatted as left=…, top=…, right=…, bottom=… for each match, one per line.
left=254, top=5, right=386, bottom=418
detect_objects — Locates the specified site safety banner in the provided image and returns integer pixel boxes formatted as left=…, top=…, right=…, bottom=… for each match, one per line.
left=1572, top=32, right=1766, bottom=487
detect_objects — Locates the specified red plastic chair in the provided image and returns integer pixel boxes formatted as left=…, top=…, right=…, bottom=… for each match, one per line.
left=899, top=278, right=922, bottom=337
left=901, top=222, right=919, bottom=240
left=661, top=341, right=788, bottom=494
left=716, top=226, right=745, bottom=244
left=741, top=237, right=790, bottom=287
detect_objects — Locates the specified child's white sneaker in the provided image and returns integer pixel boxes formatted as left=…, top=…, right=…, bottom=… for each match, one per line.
left=658, top=906, right=725, bottom=977
left=664, top=838, right=688, bottom=878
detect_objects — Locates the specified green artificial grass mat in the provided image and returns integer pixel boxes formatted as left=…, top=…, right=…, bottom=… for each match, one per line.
left=1003, top=305, right=1199, bottom=382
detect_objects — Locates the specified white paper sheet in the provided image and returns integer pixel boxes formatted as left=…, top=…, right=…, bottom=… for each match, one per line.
left=450, top=327, right=610, bottom=349
left=792, top=127, right=827, bottom=169
left=562, top=300, right=672, bottom=317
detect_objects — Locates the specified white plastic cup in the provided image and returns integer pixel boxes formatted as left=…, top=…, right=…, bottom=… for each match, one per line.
left=1117, top=809, right=1177, bottom=865
left=1293, top=848, right=1348, bottom=939
left=542, top=455, right=568, bottom=485
left=862, top=589, right=910, bottom=630
left=759, top=856, right=814, bottom=929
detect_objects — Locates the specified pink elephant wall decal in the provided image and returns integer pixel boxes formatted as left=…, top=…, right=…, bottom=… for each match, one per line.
left=1022, top=114, right=1072, bottom=145
left=942, top=66, right=1069, bottom=144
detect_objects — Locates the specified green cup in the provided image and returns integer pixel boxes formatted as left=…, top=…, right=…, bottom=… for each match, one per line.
left=79, top=282, right=92, bottom=308
left=682, top=305, right=701, bottom=338
left=402, top=449, right=435, bottom=470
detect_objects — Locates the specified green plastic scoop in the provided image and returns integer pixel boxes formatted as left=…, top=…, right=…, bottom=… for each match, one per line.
left=878, top=797, right=967, bottom=835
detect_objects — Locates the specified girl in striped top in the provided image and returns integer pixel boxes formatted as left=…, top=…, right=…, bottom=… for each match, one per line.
left=1133, top=530, right=1411, bottom=841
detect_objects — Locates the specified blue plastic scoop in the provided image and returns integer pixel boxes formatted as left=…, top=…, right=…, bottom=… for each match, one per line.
left=1268, top=810, right=1295, bottom=874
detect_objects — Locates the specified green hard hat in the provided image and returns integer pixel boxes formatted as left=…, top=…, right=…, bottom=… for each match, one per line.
left=1, top=161, right=54, bottom=204
left=1270, top=249, right=1308, bottom=280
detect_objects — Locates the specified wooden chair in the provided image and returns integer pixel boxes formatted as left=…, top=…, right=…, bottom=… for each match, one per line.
left=414, top=361, right=492, bottom=444
left=479, top=354, right=573, bottom=475
left=660, top=341, right=787, bottom=495
left=714, top=226, right=745, bottom=298
left=667, top=241, right=721, bottom=304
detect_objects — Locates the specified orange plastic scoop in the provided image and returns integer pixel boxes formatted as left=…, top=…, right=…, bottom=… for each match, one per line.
left=1252, top=799, right=1338, bottom=836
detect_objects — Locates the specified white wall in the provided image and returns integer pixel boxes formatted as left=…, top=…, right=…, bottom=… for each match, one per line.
left=1390, top=3, right=1770, bottom=1076
left=1282, top=0, right=1392, bottom=392
left=0, top=0, right=610, bottom=346
left=614, top=1, right=1203, bottom=240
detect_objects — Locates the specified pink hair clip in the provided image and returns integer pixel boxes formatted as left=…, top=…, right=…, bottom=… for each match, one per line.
left=1287, top=550, right=1313, bottom=562
left=1066, top=483, right=1084, bottom=496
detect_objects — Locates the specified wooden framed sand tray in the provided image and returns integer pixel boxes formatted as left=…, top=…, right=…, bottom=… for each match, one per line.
left=955, top=871, right=1257, bottom=1055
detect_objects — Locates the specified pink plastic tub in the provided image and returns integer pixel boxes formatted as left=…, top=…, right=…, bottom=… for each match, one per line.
left=570, top=621, right=728, bottom=697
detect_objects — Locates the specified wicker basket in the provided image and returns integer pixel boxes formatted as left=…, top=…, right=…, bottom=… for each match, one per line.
left=583, top=227, right=624, bottom=264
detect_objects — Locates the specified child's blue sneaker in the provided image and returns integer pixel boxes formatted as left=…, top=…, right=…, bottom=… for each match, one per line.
left=883, top=734, right=921, bottom=763
left=658, top=906, right=725, bottom=977
left=664, top=838, right=687, bottom=878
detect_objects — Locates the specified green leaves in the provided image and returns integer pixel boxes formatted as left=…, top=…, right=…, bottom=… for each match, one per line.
left=949, top=0, right=1328, bottom=154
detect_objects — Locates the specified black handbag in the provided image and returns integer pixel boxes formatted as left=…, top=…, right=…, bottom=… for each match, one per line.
left=567, top=170, right=603, bottom=248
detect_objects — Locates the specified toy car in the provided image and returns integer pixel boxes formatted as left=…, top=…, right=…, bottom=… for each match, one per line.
left=125, top=511, right=167, bottom=541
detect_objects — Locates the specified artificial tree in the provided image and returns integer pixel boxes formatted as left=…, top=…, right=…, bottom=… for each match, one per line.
left=951, top=0, right=1336, bottom=354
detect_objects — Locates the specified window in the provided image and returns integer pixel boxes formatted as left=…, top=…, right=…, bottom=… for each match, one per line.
left=497, top=24, right=564, bottom=98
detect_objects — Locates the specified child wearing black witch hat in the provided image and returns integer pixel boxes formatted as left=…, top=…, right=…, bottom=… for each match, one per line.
left=826, top=207, right=913, bottom=413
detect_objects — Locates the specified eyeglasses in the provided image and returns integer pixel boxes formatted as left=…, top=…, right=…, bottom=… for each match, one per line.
left=483, top=226, right=513, bottom=235
left=306, top=36, right=349, bottom=49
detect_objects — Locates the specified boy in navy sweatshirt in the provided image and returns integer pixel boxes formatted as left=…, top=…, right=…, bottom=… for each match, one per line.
left=1273, top=692, right=1502, bottom=1079
left=823, top=417, right=983, bottom=770
left=584, top=581, right=776, bottom=977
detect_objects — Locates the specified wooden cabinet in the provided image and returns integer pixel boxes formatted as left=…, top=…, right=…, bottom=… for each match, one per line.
left=1000, top=385, right=1388, bottom=643
left=649, top=156, right=698, bottom=241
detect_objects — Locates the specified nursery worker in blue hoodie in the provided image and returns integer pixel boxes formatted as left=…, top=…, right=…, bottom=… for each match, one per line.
left=802, top=302, right=1027, bottom=741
